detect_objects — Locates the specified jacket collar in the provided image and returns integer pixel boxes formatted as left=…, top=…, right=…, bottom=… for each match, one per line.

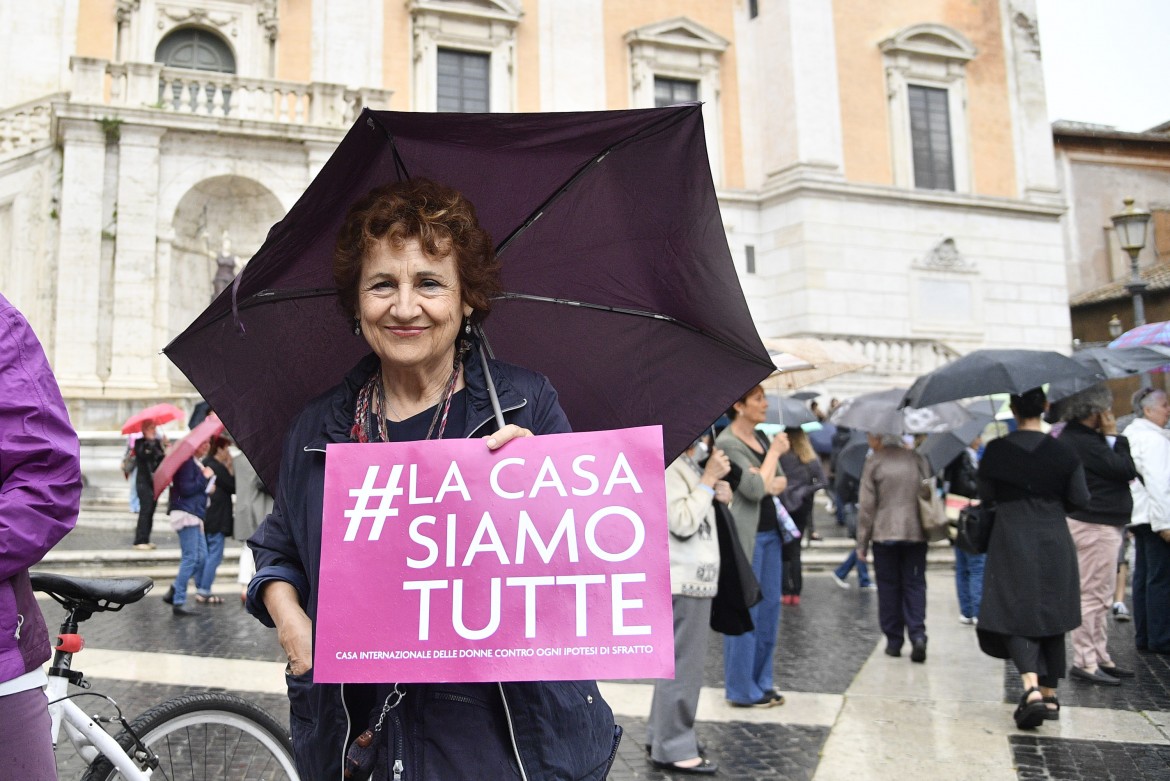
left=312, top=337, right=526, bottom=447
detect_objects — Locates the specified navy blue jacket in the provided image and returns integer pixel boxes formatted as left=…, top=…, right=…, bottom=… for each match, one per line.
left=171, top=457, right=209, bottom=518
left=248, top=350, right=621, bottom=780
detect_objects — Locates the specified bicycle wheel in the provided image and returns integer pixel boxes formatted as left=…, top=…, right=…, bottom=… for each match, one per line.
left=80, top=692, right=299, bottom=781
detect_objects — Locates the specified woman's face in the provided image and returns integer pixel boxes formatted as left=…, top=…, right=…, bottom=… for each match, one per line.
left=735, top=387, right=768, bottom=425
left=357, top=238, right=473, bottom=372
left=1144, top=392, right=1170, bottom=428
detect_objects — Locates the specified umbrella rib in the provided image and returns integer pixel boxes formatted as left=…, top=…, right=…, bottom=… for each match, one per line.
left=494, top=291, right=773, bottom=368
left=493, top=104, right=701, bottom=257
left=365, top=114, right=411, bottom=181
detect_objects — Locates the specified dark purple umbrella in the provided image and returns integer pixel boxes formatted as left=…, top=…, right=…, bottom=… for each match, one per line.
left=164, top=106, right=774, bottom=489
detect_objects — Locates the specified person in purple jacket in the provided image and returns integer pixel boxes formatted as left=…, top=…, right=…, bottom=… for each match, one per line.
left=0, top=293, right=82, bottom=779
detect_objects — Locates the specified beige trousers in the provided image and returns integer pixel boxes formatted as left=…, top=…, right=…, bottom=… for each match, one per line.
left=1067, top=519, right=1123, bottom=670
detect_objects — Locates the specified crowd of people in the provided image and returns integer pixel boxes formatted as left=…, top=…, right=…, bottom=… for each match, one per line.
left=9, top=175, right=1170, bottom=780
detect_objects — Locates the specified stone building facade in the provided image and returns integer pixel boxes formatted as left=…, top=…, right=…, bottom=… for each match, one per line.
left=0, top=0, right=1070, bottom=438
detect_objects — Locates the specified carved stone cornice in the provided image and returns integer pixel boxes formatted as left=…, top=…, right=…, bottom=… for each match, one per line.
left=914, top=237, right=975, bottom=272
left=115, top=0, right=140, bottom=25
left=258, top=0, right=279, bottom=41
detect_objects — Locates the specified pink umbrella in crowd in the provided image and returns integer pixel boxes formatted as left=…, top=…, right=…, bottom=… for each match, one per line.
left=152, top=413, right=225, bottom=500
left=121, top=402, right=186, bottom=434
left=1108, top=320, right=1170, bottom=349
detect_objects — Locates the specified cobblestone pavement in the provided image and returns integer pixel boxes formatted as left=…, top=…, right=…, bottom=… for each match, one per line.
left=42, top=507, right=1170, bottom=780
left=1012, top=735, right=1170, bottom=781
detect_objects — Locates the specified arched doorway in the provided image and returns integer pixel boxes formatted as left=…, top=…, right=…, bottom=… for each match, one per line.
left=167, top=176, right=284, bottom=388
left=155, top=27, right=237, bottom=114
left=155, top=27, right=236, bottom=72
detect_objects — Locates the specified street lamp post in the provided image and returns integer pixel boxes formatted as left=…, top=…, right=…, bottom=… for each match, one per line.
left=1112, top=198, right=1153, bottom=384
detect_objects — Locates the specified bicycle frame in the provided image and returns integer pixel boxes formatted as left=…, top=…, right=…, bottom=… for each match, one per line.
left=46, top=651, right=153, bottom=781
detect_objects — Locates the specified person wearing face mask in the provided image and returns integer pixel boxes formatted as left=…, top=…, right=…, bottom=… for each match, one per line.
left=1056, top=386, right=1138, bottom=686
left=1123, top=387, right=1170, bottom=656
left=646, top=437, right=731, bottom=775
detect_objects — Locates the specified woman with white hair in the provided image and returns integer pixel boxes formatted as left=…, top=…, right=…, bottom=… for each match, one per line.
left=1057, top=385, right=1137, bottom=686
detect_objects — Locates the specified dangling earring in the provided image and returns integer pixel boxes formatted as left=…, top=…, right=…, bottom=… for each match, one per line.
left=353, top=317, right=361, bottom=336
left=464, top=319, right=472, bottom=336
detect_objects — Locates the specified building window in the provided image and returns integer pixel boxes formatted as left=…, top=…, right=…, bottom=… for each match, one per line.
left=745, top=244, right=756, bottom=274
left=438, top=49, right=490, bottom=112
left=625, top=18, right=729, bottom=183
left=410, top=0, right=521, bottom=113
left=749, top=0, right=759, bottom=20
left=908, top=85, right=954, bottom=190
left=155, top=28, right=236, bottom=73
left=880, top=24, right=975, bottom=193
left=654, top=77, right=698, bottom=108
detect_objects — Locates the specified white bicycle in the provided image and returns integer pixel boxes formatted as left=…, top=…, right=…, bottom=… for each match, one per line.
left=33, top=572, right=300, bottom=781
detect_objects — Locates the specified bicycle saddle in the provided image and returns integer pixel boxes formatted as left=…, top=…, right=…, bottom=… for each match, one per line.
left=31, top=572, right=154, bottom=611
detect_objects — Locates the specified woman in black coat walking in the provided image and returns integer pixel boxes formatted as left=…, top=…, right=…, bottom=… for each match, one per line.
left=977, top=388, right=1089, bottom=729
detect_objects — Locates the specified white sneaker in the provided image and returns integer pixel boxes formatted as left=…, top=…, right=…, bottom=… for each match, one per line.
left=831, top=573, right=851, bottom=590
left=958, top=616, right=974, bottom=625
left=860, top=583, right=878, bottom=591
left=1112, top=602, right=1131, bottom=622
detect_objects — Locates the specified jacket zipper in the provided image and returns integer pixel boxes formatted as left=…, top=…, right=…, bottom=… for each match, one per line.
left=390, top=709, right=405, bottom=780
left=498, top=683, right=529, bottom=781
left=465, top=400, right=527, bottom=439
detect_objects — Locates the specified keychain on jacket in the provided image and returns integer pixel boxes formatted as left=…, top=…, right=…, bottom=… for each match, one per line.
left=345, top=684, right=405, bottom=780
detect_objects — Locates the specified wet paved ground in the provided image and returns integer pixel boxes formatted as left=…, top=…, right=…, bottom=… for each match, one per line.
left=40, top=507, right=1170, bottom=780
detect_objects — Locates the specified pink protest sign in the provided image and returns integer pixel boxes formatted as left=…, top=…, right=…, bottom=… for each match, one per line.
left=314, top=425, right=674, bottom=684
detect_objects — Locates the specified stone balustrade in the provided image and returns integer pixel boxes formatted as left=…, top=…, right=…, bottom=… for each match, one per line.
left=72, top=57, right=391, bottom=130
left=0, top=94, right=59, bottom=158
left=802, top=333, right=961, bottom=378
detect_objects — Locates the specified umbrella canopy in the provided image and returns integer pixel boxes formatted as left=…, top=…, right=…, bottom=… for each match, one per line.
left=835, top=435, right=871, bottom=483
left=1108, top=320, right=1170, bottom=348
left=121, top=403, right=186, bottom=435
left=917, top=414, right=995, bottom=473
left=829, top=388, right=974, bottom=436
left=807, top=421, right=837, bottom=456
left=163, top=106, right=774, bottom=489
left=764, top=394, right=818, bottom=428
left=789, top=390, right=820, bottom=401
left=902, top=349, right=1103, bottom=409
left=1048, top=346, right=1170, bottom=401
left=152, top=414, right=225, bottom=500
left=762, top=337, right=871, bottom=391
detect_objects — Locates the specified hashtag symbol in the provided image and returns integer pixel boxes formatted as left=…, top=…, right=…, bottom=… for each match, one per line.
left=343, top=464, right=404, bottom=542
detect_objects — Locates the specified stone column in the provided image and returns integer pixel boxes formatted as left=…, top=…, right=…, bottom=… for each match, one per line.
left=109, top=124, right=166, bottom=391
left=758, top=0, right=845, bottom=184
left=53, top=118, right=107, bottom=391
left=1004, top=0, right=1061, bottom=203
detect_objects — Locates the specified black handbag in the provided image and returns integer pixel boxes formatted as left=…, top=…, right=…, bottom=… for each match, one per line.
left=709, top=502, right=762, bottom=636
left=955, top=503, right=994, bottom=554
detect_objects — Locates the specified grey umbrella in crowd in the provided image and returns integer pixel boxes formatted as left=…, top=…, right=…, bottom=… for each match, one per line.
left=1047, top=345, right=1170, bottom=401
left=902, top=349, right=1103, bottom=409
left=829, top=388, right=974, bottom=437
left=765, top=393, right=818, bottom=428
left=917, top=414, right=995, bottom=473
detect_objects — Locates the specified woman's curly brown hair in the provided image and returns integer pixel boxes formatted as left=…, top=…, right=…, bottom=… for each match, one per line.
left=333, top=178, right=501, bottom=322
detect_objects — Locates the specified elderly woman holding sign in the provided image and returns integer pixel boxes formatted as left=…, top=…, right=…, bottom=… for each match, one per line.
left=247, top=179, right=620, bottom=780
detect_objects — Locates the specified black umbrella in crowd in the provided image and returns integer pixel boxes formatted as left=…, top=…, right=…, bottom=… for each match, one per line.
left=164, top=106, right=775, bottom=489
left=902, top=349, right=1103, bottom=409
